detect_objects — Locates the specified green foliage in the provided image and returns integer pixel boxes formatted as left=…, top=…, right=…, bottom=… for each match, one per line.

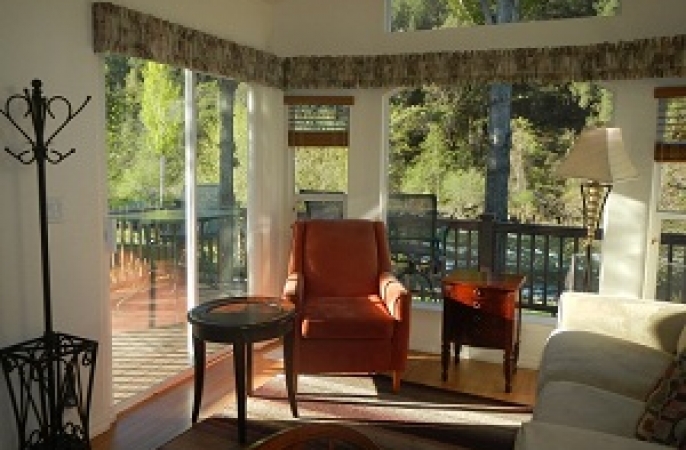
left=294, top=147, right=348, bottom=193
left=387, top=0, right=617, bottom=224
left=105, top=56, right=248, bottom=209
left=139, top=62, right=184, bottom=201
left=389, top=81, right=610, bottom=223
left=393, top=0, right=620, bottom=30
left=392, top=0, right=452, bottom=31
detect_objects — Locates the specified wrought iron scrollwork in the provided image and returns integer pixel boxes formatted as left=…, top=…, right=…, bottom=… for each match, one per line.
left=2, top=79, right=90, bottom=166
left=0, top=79, right=97, bottom=450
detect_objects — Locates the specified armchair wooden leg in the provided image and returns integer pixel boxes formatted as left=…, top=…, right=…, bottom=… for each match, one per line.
left=392, top=371, right=401, bottom=392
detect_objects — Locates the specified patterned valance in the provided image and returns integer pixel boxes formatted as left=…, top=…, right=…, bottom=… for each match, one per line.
left=92, top=2, right=283, bottom=88
left=283, top=37, right=686, bottom=88
left=92, top=2, right=686, bottom=90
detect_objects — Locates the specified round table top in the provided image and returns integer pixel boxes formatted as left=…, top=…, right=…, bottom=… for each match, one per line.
left=187, top=296, right=295, bottom=339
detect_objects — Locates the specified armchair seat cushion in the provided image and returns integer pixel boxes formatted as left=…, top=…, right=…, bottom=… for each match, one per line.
left=301, top=296, right=395, bottom=340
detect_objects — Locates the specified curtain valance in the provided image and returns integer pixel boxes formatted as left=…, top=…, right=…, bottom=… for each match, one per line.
left=92, top=2, right=283, bottom=88
left=93, top=2, right=686, bottom=90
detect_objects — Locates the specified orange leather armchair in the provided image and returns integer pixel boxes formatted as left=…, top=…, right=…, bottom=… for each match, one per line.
left=283, top=219, right=411, bottom=392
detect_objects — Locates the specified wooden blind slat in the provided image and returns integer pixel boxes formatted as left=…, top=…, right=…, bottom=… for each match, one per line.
left=654, top=87, right=686, bottom=99
left=288, top=131, right=349, bottom=147
left=654, top=143, right=686, bottom=162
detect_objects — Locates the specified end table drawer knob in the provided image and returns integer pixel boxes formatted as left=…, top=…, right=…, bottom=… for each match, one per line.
left=473, top=300, right=481, bottom=309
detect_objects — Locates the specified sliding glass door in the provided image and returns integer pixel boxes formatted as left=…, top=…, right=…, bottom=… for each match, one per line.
left=105, top=55, right=249, bottom=406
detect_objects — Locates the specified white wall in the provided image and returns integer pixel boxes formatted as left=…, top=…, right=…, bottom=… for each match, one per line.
left=600, top=80, right=665, bottom=297
left=249, top=85, right=291, bottom=297
left=0, top=2, right=111, bottom=445
left=0, top=1, right=274, bottom=448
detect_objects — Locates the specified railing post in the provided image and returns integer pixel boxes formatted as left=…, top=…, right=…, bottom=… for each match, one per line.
left=478, top=213, right=496, bottom=273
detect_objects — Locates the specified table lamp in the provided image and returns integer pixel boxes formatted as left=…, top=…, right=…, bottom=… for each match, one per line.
left=555, top=127, right=638, bottom=289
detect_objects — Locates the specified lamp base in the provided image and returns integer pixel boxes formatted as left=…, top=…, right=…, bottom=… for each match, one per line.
left=566, top=250, right=600, bottom=292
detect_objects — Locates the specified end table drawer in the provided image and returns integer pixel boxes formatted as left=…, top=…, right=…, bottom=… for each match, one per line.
left=465, top=313, right=511, bottom=348
left=445, top=284, right=516, bottom=319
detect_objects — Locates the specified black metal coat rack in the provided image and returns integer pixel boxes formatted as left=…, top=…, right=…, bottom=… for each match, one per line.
left=0, top=79, right=98, bottom=450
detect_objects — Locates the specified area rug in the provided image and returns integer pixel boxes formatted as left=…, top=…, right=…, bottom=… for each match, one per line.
left=159, top=375, right=532, bottom=450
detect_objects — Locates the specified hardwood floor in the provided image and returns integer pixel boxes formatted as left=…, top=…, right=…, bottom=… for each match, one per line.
left=91, top=343, right=537, bottom=450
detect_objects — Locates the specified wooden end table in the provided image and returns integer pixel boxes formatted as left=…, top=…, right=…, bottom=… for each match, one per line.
left=187, top=296, right=297, bottom=444
left=441, top=269, right=525, bottom=393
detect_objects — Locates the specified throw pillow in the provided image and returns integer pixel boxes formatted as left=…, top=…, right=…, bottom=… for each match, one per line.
left=637, top=351, right=686, bottom=445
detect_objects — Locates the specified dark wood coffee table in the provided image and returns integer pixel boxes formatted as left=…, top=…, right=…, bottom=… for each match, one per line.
left=187, top=296, right=297, bottom=444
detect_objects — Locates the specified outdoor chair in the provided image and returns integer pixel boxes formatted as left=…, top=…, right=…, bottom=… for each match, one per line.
left=283, top=219, right=411, bottom=392
left=387, top=193, right=444, bottom=300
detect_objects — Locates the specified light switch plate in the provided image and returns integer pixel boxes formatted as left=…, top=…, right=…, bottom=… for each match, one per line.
left=47, top=197, right=63, bottom=223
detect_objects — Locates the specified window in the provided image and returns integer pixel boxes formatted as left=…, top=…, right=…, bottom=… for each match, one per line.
left=286, top=96, right=353, bottom=219
left=388, top=0, right=619, bottom=32
left=652, top=87, right=686, bottom=302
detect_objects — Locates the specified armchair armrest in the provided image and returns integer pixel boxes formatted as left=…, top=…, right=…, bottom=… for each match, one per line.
left=379, top=272, right=411, bottom=321
left=558, top=292, right=686, bottom=353
left=283, top=272, right=303, bottom=307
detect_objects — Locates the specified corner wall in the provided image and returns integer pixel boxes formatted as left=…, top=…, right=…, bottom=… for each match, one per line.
left=0, top=1, right=274, bottom=447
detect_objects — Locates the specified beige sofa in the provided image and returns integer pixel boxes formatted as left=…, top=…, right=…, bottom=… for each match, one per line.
left=515, top=292, right=686, bottom=449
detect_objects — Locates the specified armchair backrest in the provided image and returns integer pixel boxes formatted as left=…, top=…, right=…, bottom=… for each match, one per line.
left=288, top=220, right=392, bottom=298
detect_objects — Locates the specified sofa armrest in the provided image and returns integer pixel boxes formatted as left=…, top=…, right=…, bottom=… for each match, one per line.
left=558, top=292, right=686, bottom=353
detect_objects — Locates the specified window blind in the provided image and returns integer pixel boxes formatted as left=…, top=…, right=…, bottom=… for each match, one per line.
left=654, top=87, right=686, bottom=162
left=285, top=96, right=354, bottom=147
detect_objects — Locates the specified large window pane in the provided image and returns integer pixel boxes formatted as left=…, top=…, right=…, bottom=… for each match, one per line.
left=106, top=56, right=249, bottom=406
left=388, top=0, right=619, bottom=32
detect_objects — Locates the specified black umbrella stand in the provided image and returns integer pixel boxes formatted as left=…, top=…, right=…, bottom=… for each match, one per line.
left=0, top=79, right=98, bottom=450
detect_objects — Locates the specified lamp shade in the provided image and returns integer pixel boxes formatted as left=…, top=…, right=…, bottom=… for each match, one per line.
left=556, top=127, right=638, bottom=183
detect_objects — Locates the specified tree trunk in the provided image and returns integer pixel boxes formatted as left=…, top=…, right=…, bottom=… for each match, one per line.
left=484, top=83, right=512, bottom=223
left=482, top=0, right=517, bottom=270
left=218, top=79, right=238, bottom=290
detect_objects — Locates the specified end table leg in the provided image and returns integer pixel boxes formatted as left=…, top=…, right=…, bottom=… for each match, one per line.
left=441, top=340, right=449, bottom=381
left=503, top=349, right=513, bottom=393
left=246, top=342, right=254, bottom=395
left=283, top=331, right=298, bottom=417
left=454, top=342, right=462, bottom=365
left=233, top=342, right=247, bottom=444
left=191, top=336, right=206, bottom=423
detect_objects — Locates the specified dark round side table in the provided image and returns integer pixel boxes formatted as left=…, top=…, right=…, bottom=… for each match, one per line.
left=187, top=296, right=298, bottom=444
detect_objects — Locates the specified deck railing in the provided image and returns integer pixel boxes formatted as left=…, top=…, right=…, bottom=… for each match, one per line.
left=391, top=214, right=600, bottom=315
left=109, top=207, right=247, bottom=294
left=108, top=208, right=686, bottom=317
left=440, top=216, right=598, bottom=314
left=657, top=233, right=686, bottom=303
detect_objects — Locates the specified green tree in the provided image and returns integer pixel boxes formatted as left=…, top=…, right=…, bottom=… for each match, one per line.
left=139, top=62, right=184, bottom=205
left=388, top=0, right=617, bottom=225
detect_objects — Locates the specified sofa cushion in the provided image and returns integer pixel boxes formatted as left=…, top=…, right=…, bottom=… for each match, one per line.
left=537, top=329, right=673, bottom=400
left=636, top=352, right=686, bottom=445
left=515, top=422, right=673, bottom=450
left=534, top=381, right=645, bottom=437
left=300, top=296, right=395, bottom=340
